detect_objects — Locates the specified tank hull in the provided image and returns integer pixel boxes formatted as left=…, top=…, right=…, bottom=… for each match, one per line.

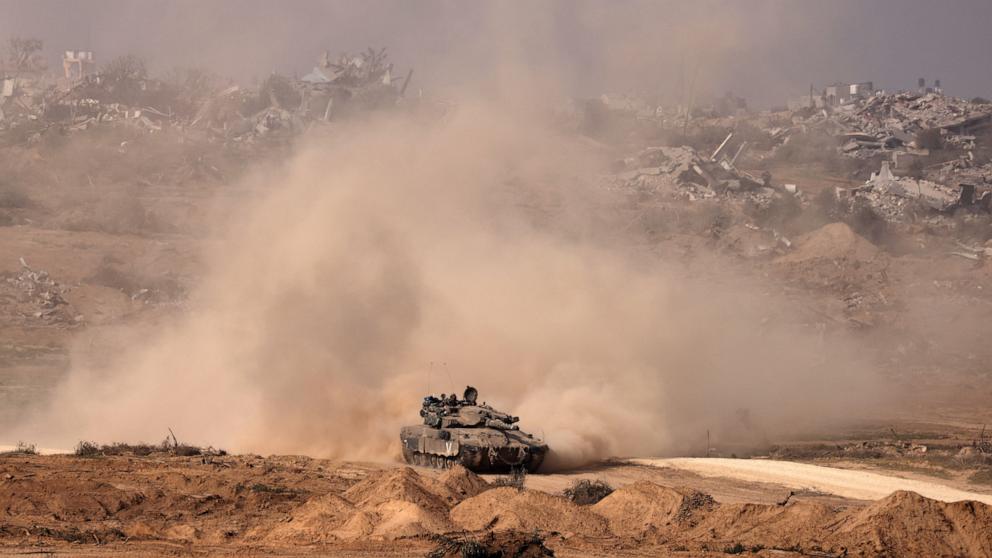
left=400, top=425, right=548, bottom=473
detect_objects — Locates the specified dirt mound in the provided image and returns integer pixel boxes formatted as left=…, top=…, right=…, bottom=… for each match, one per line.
left=688, top=502, right=836, bottom=551
left=0, top=477, right=146, bottom=521
left=835, top=490, right=992, bottom=557
left=774, top=222, right=888, bottom=294
left=591, top=481, right=693, bottom=535
left=336, top=467, right=458, bottom=540
left=451, top=486, right=608, bottom=536
left=438, top=465, right=489, bottom=500
left=357, top=499, right=457, bottom=540
left=779, top=222, right=882, bottom=263
left=265, top=493, right=356, bottom=543
left=343, top=467, right=454, bottom=512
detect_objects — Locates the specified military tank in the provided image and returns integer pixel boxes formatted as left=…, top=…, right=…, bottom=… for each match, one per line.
left=400, top=386, right=549, bottom=473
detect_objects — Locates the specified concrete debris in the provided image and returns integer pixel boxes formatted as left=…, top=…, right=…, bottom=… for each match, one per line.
left=837, top=162, right=990, bottom=223
left=5, top=258, right=70, bottom=320
left=950, top=241, right=992, bottom=261
left=607, top=145, right=767, bottom=202
left=781, top=91, right=992, bottom=160
left=0, top=46, right=414, bottom=148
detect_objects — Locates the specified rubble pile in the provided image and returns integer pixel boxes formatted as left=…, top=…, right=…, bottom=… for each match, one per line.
left=1, top=47, right=413, bottom=147
left=0, top=76, right=52, bottom=133
left=928, top=159, right=992, bottom=188
left=299, top=47, right=409, bottom=117
left=3, top=258, right=72, bottom=321
left=607, top=143, right=770, bottom=203
left=854, top=92, right=992, bottom=138
left=788, top=92, right=992, bottom=160
left=840, top=161, right=990, bottom=223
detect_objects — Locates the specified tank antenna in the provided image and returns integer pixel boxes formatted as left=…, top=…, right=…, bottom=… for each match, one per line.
left=427, top=361, right=433, bottom=395
left=443, top=361, right=456, bottom=394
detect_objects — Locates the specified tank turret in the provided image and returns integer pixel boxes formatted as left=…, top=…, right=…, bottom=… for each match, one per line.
left=400, top=386, right=548, bottom=473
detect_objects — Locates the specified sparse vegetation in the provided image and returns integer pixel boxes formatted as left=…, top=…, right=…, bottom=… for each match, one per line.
left=74, top=440, right=100, bottom=457
left=102, top=54, right=148, bottom=85
left=245, top=73, right=302, bottom=113
left=4, top=36, right=44, bottom=72
left=675, top=490, right=717, bottom=524
left=723, top=542, right=746, bottom=554
left=250, top=483, right=298, bottom=495
left=0, top=441, right=37, bottom=455
left=164, top=67, right=220, bottom=116
left=968, top=468, right=992, bottom=486
left=426, top=532, right=553, bottom=558
left=99, top=54, right=149, bottom=105
left=72, top=437, right=224, bottom=458
left=0, top=188, right=31, bottom=209
left=562, top=478, right=614, bottom=505
left=491, top=467, right=526, bottom=490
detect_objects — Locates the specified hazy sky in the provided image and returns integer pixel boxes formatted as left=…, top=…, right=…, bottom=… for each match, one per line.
left=1, top=0, right=990, bottom=107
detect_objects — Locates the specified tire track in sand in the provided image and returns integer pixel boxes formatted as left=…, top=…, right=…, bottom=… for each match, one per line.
left=632, top=457, right=992, bottom=504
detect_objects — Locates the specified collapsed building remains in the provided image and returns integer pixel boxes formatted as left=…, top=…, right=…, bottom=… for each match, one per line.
left=0, top=47, right=415, bottom=147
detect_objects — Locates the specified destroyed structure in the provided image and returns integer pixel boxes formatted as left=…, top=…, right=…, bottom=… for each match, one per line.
left=0, top=47, right=415, bottom=147
left=839, top=161, right=990, bottom=223
left=62, top=50, right=95, bottom=83
left=608, top=136, right=766, bottom=201
left=594, top=78, right=992, bottom=240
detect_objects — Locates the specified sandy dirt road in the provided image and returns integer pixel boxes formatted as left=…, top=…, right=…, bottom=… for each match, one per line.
left=634, top=457, right=992, bottom=504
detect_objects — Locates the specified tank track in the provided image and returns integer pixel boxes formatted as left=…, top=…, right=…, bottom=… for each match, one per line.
left=404, top=448, right=460, bottom=470
left=402, top=446, right=544, bottom=473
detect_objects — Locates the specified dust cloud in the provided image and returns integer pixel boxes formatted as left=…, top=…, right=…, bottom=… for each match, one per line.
left=0, top=1, right=902, bottom=470
left=7, top=101, right=881, bottom=469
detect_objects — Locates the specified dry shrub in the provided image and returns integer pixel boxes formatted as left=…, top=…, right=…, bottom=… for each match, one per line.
left=562, top=479, right=614, bottom=505
left=968, top=468, right=992, bottom=486
left=0, top=188, right=31, bottom=209
left=492, top=467, right=527, bottom=490
left=427, top=532, right=553, bottom=558
left=73, top=438, right=222, bottom=458
left=0, top=441, right=37, bottom=455
left=74, top=440, right=100, bottom=457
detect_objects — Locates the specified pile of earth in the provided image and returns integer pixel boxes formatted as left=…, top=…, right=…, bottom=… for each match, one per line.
left=591, top=481, right=716, bottom=536
left=2, top=455, right=992, bottom=557
left=835, top=490, right=992, bottom=557
left=774, top=222, right=888, bottom=292
left=587, top=482, right=992, bottom=557
left=450, top=486, right=609, bottom=536
left=267, top=466, right=472, bottom=542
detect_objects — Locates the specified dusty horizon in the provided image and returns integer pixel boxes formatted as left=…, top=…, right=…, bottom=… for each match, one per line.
left=2, top=0, right=992, bottom=107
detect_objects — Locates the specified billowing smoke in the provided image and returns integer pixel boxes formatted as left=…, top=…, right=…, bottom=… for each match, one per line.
left=7, top=103, right=880, bottom=469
